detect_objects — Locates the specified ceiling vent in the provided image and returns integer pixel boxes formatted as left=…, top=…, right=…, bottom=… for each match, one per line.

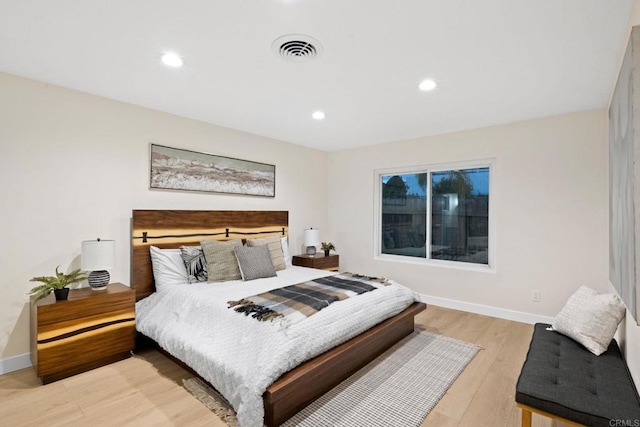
left=272, top=34, right=323, bottom=63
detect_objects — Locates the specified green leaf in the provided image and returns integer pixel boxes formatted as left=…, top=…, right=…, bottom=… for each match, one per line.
left=28, top=265, right=89, bottom=300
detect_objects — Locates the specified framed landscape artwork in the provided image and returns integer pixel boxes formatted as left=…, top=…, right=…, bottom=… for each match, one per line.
left=609, top=26, right=639, bottom=323
left=150, top=144, right=275, bottom=197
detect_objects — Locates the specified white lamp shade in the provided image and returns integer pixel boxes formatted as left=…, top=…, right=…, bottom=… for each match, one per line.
left=81, top=239, right=115, bottom=270
left=304, top=228, right=321, bottom=247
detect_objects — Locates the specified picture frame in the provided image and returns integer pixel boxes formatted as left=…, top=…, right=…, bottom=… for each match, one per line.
left=149, top=143, right=275, bottom=197
left=609, top=26, right=639, bottom=323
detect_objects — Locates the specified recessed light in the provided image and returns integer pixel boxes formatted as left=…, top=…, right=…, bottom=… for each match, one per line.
left=312, top=111, right=325, bottom=120
left=161, top=52, right=184, bottom=67
left=418, top=79, right=437, bottom=91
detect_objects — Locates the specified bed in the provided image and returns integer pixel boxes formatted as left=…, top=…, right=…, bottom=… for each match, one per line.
left=131, top=209, right=426, bottom=426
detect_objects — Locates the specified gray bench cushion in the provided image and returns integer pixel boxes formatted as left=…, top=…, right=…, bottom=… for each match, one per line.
left=516, top=323, right=640, bottom=427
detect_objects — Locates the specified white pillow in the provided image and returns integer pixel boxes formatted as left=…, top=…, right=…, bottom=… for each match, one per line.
left=149, top=246, right=189, bottom=292
left=281, top=236, right=291, bottom=267
left=552, top=285, right=626, bottom=355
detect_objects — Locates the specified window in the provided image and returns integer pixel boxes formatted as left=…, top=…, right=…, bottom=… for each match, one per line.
left=378, top=163, right=491, bottom=267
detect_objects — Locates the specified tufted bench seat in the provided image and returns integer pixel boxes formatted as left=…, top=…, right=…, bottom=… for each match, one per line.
left=515, top=323, right=640, bottom=427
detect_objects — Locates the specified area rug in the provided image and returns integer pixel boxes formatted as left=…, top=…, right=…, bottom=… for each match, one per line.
left=183, top=330, right=480, bottom=427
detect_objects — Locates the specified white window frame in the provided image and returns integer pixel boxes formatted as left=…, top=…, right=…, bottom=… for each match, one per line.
left=374, top=158, right=496, bottom=273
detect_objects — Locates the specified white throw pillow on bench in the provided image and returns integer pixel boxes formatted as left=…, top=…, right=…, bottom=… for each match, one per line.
left=552, top=286, right=626, bottom=356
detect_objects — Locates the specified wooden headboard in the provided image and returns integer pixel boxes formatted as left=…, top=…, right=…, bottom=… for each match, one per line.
left=131, top=210, right=289, bottom=301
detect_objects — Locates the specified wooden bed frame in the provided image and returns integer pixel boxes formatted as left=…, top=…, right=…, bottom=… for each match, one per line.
left=131, top=209, right=426, bottom=426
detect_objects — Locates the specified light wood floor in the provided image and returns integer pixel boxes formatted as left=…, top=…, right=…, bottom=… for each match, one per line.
left=0, top=305, right=570, bottom=426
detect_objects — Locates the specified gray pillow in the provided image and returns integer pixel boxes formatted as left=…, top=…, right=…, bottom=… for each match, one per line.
left=179, top=245, right=208, bottom=283
left=234, top=245, right=277, bottom=281
left=246, top=235, right=286, bottom=271
left=201, top=239, right=243, bottom=282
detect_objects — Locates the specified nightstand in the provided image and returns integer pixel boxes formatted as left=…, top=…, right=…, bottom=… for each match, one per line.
left=292, top=253, right=339, bottom=271
left=30, top=283, right=136, bottom=384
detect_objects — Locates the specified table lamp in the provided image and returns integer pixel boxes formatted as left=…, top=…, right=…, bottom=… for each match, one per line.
left=304, top=228, right=320, bottom=256
left=81, top=238, right=115, bottom=290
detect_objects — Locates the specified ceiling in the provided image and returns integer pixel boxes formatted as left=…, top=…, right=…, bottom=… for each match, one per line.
left=0, top=1, right=633, bottom=151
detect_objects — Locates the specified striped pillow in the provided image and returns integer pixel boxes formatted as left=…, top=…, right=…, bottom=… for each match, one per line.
left=201, top=239, right=243, bottom=282
left=246, top=235, right=286, bottom=271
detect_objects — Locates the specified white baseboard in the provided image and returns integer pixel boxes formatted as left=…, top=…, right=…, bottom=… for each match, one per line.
left=419, top=293, right=555, bottom=325
left=0, top=353, right=32, bottom=375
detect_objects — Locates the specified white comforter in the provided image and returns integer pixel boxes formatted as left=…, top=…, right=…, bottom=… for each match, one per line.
left=136, top=266, right=419, bottom=427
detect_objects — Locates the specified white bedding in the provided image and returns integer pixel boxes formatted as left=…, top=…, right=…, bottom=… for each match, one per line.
left=136, top=266, right=419, bottom=427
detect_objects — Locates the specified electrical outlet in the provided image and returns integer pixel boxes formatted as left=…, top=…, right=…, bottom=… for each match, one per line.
left=531, top=290, right=541, bottom=302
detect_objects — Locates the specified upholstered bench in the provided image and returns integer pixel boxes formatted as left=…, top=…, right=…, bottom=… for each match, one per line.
left=515, top=323, right=640, bottom=427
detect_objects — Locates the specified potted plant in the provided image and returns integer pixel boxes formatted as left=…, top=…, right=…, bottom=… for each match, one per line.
left=28, top=266, right=88, bottom=301
left=321, top=242, right=336, bottom=257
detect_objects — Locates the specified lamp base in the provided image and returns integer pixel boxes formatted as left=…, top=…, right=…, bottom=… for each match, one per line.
left=306, top=246, right=317, bottom=256
left=88, top=270, right=109, bottom=290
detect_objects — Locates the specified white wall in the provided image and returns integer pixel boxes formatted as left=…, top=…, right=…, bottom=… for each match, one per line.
left=327, top=97, right=640, bottom=388
left=328, top=110, right=608, bottom=320
left=0, top=72, right=329, bottom=364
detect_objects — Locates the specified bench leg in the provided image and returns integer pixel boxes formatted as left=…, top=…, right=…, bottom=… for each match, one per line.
left=521, top=407, right=532, bottom=427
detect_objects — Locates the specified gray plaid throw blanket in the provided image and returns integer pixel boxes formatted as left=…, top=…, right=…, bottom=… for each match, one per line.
left=228, top=273, right=390, bottom=323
